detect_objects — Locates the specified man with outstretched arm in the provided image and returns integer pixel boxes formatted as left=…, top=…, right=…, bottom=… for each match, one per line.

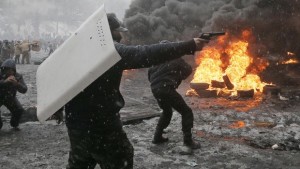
left=148, top=40, right=200, bottom=149
left=65, top=13, right=209, bottom=169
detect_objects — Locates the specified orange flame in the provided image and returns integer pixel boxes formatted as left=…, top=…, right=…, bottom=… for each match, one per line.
left=281, top=58, right=299, bottom=64
left=191, top=30, right=268, bottom=95
left=229, top=121, right=246, bottom=129
left=287, top=52, right=295, bottom=56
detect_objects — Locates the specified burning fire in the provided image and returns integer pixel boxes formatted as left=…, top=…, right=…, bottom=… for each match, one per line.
left=279, top=52, right=299, bottom=65
left=229, top=121, right=246, bottom=129
left=287, top=52, right=295, bottom=56
left=281, top=59, right=299, bottom=64
left=190, top=30, right=268, bottom=96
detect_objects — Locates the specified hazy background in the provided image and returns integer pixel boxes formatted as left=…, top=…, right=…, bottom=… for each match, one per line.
left=0, top=0, right=132, bottom=40
left=0, top=0, right=299, bottom=57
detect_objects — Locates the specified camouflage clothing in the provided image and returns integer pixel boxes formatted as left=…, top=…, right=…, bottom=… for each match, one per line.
left=20, top=42, right=31, bottom=64
left=14, top=42, right=22, bottom=64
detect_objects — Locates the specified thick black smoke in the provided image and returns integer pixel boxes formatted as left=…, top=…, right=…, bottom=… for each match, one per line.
left=124, top=0, right=223, bottom=44
left=124, top=0, right=300, bottom=57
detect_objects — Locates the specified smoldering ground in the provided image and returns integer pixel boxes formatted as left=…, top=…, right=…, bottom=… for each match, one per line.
left=0, top=53, right=300, bottom=168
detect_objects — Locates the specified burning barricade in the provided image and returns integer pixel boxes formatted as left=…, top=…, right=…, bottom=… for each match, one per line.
left=187, top=30, right=277, bottom=98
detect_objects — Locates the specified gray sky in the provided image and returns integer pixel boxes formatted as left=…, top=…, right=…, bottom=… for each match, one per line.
left=0, top=0, right=132, bottom=39
left=103, top=0, right=132, bottom=19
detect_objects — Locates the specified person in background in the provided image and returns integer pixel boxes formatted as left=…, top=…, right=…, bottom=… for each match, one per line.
left=20, top=40, right=31, bottom=64
left=48, top=42, right=54, bottom=56
left=10, top=40, right=15, bottom=59
left=148, top=41, right=200, bottom=149
left=14, top=41, right=22, bottom=64
left=0, top=59, right=27, bottom=130
left=0, top=40, right=12, bottom=65
left=64, top=13, right=209, bottom=169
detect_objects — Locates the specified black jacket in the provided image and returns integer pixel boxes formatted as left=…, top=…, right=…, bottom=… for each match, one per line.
left=0, top=59, right=27, bottom=99
left=1, top=43, right=12, bottom=62
left=148, top=58, right=192, bottom=90
left=65, top=40, right=196, bottom=131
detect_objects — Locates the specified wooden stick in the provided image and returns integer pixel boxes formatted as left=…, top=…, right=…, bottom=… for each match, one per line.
left=223, top=75, right=234, bottom=90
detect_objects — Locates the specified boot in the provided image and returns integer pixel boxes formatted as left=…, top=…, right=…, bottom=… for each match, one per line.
left=12, top=127, right=21, bottom=131
left=152, top=128, right=169, bottom=144
left=10, top=114, right=20, bottom=128
left=183, top=131, right=201, bottom=149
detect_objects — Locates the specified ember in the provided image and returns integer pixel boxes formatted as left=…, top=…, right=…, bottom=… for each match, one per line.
left=189, top=30, right=270, bottom=97
left=281, top=59, right=299, bottom=65
left=229, top=121, right=246, bottom=129
left=277, top=52, right=299, bottom=65
left=287, top=52, right=296, bottom=56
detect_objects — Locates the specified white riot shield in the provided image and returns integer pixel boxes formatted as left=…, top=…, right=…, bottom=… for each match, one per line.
left=36, top=5, right=121, bottom=122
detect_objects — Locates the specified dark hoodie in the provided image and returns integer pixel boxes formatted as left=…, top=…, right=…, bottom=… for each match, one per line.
left=0, top=59, right=27, bottom=98
left=148, top=58, right=192, bottom=90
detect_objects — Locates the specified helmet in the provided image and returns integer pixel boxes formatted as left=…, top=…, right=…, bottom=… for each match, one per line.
left=107, top=13, right=128, bottom=32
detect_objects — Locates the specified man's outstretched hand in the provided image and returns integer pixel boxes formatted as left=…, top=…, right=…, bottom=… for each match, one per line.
left=193, top=38, right=210, bottom=51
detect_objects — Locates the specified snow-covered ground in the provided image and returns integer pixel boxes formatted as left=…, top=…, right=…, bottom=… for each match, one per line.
left=0, top=55, right=300, bottom=169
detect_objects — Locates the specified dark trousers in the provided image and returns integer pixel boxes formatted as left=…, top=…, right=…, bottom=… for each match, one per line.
left=152, top=87, right=194, bottom=133
left=15, top=55, right=20, bottom=64
left=0, top=97, right=24, bottom=127
left=67, top=126, right=134, bottom=169
left=21, top=52, right=30, bottom=64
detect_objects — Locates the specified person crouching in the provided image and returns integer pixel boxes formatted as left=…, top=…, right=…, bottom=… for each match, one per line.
left=0, top=59, right=27, bottom=130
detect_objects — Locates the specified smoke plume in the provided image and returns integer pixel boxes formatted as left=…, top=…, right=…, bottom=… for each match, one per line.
left=124, top=0, right=300, bottom=57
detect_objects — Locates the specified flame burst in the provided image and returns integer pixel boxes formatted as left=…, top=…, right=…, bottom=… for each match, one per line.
left=191, top=30, right=268, bottom=95
left=287, top=52, right=295, bottom=56
left=281, top=59, right=299, bottom=64
left=280, top=52, right=299, bottom=64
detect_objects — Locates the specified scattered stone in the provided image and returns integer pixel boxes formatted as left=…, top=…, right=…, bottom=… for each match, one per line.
left=186, top=161, right=198, bottom=167
left=273, top=124, right=285, bottom=128
left=171, top=146, right=193, bottom=155
left=278, top=93, right=289, bottom=101
left=272, top=144, right=279, bottom=150
left=125, top=79, right=132, bottom=82
left=289, top=123, right=300, bottom=127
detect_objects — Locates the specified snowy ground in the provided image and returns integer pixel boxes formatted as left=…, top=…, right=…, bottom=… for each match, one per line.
left=0, top=52, right=300, bottom=169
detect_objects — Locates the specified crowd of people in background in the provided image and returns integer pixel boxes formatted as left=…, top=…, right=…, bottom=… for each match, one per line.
left=0, top=35, right=67, bottom=65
